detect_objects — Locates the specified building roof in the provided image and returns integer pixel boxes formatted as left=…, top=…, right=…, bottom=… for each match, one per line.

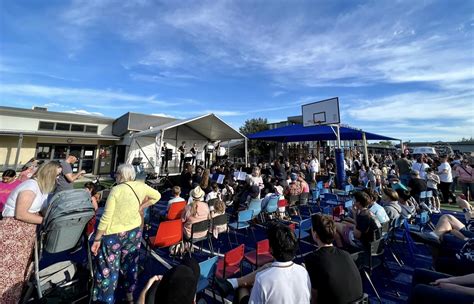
left=0, top=106, right=115, bottom=124
left=0, top=129, right=121, bottom=140
left=133, top=113, right=246, bottom=141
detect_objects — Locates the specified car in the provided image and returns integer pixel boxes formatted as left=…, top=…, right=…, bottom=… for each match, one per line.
left=412, top=146, right=438, bottom=158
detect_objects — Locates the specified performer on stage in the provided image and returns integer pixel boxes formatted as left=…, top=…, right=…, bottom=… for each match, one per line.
left=204, top=141, right=215, bottom=168
left=216, top=142, right=227, bottom=164
left=190, top=143, right=198, bottom=165
left=178, top=141, right=186, bottom=172
left=161, top=142, right=170, bottom=172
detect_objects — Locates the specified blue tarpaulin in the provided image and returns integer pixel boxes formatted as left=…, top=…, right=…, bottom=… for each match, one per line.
left=248, top=124, right=398, bottom=142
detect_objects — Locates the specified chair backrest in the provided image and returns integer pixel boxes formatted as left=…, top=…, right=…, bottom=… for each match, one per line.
left=212, top=213, right=228, bottom=226
left=153, top=219, right=183, bottom=248
left=333, top=205, right=345, bottom=217
left=420, top=211, right=430, bottom=225
left=277, top=199, right=288, bottom=208
left=320, top=188, right=330, bottom=194
left=369, top=237, right=385, bottom=256
left=322, top=193, right=338, bottom=202
left=311, top=189, right=320, bottom=201
left=257, top=239, right=271, bottom=255
left=299, top=192, right=309, bottom=205
left=224, top=244, right=245, bottom=266
left=238, top=209, right=254, bottom=222
left=300, top=218, right=312, bottom=231
left=199, top=256, right=219, bottom=286
left=265, top=196, right=279, bottom=213
left=322, top=206, right=332, bottom=215
left=317, top=181, right=324, bottom=190
left=191, top=219, right=211, bottom=239
left=167, top=201, right=186, bottom=220
left=248, top=199, right=262, bottom=216
left=345, top=184, right=355, bottom=193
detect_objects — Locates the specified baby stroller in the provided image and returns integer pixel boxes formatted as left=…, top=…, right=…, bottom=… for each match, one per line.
left=22, top=189, right=95, bottom=303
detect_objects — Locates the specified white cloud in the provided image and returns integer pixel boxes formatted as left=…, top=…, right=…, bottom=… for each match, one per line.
left=152, top=113, right=176, bottom=118
left=0, top=83, right=173, bottom=106
left=63, top=109, right=104, bottom=116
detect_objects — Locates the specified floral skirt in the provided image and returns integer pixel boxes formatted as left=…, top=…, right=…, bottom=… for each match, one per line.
left=0, top=217, right=36, bottom=303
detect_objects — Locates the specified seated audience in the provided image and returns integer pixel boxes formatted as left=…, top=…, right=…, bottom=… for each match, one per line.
left=182, top=186, right=210, bottom=239
left=210, top=199, right=227, bottom=238
left=396, top=189, right=419, bottom=219
left=334, top=191, right=382, bottom=250
left=215, top=222, right=311, bottom=304
left=0, top=169, right=21, bottom=216
left=285, top=173, right=302, bottom=197
left=261, top=185, right=284, bottom=210
left=381, top=187, right=402, bottom=221
left=363, top=188, right=390, bottom=225
left=423, top=213, right=473, bottom=242
left=168, top=186, right=184, bottom=208
left=206, top=182, right=221, bottom=202
left=138, top=257, right=200, bottom=304
left=408, top=269, right=474, bottom=304
left=304, top=214, right=363, bottom=304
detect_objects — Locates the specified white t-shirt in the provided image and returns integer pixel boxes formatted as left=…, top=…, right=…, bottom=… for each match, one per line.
left=249, top=261, right=311, bottom=304
left=309, top=159, right=320, bottom=173
left=438, top=162, right=453, bottom=183
left=412, top=162, right=429, bottom=179
left=2, top=179, right=48, bottom=217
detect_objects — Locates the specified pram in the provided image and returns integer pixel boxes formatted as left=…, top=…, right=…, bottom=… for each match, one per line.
left=22, top=189, right=96, bottom=303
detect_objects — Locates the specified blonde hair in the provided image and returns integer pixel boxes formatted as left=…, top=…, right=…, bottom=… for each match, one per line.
left=200, top=169, right=210, bottom=189
left=116, top=164, right=136, bottom=183
left=213, top=200, right=226, bottom=214
left=190, top=199, right=200, bottom=216
left=35, top=161, right=60, bottom=194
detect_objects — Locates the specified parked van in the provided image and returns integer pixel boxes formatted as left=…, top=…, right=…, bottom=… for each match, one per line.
left=413, top=147, right=437, bottom=157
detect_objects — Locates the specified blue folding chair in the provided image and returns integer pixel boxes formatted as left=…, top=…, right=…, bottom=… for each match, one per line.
left=248, top=199, right=262, bottom=222
left=197, top=256, right=219, bottom=300
left=263, top=196, right=279, bottom=221
left=294, top=218, right=312, bottom=240
left=229, top=209, right=254, bottom=245
left=321, top=193, right=338, bottom=206
left=402, top=219, right=417, bottom=261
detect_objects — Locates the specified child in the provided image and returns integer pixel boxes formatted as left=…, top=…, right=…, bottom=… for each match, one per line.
left=426, top=168, right=441, bottom=213
left=210, top=200, right=227, bottom=238
left=84, top=182, right=99, bottom=238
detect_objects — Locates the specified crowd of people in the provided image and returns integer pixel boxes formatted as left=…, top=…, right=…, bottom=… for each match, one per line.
left=0, top=147, right=473, bottom=303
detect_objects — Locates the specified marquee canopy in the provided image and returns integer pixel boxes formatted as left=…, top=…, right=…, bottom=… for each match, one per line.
left=248, top=124, right=398, bottom=142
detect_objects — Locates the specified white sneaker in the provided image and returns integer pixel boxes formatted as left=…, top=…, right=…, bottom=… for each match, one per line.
left=433, top=209, right=440, bottom=214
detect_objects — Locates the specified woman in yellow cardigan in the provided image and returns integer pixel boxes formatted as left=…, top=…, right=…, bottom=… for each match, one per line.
left=91, top=164, right=161, bottom=304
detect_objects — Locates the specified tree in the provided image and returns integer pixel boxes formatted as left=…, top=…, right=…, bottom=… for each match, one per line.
left=240, top=118, right=273, bottom=161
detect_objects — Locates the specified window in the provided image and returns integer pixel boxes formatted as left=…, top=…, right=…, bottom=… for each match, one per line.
left=71, top=124, right=85, bottom=132
left=85, top=125, right=98, bottom=133
left=56, top=123, right=71, bottom=131
left=53, top=145, right=68, bottom=159
left=38, top=121, right=54, bottom=130
left=36, top=144, right=52, bottom=159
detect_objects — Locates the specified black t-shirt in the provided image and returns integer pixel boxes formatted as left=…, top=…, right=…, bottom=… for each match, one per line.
left=178, top=145, right=185, bottom=155
left=356, top=210, right=381, bottom=246
left=305, top=246, right=363, bottom=304
left=408, top=178, right=427, bottom=197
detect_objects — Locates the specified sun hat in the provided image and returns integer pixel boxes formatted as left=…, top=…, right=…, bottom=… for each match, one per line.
left=274, top=185, right=283, bottom=195
left=190, top=185, right=205, bottom=200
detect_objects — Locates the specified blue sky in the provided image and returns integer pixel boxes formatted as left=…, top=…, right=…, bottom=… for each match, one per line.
left=0, top=0, right=473, bottom=142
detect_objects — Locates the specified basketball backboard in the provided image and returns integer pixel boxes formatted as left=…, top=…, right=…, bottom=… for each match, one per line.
left=302, top=97, right=340, bottom=127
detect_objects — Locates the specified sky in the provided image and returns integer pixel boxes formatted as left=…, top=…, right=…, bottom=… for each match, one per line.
left=0, top=0, right=473, bottom=142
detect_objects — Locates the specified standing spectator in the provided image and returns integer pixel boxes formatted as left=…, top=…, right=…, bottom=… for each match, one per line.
left=55, top=151, right=85, bottom=194
left=84, top=182, right=99, bottom=238
left=247, top=166, right=264, bottom=191
left=91, top=164, right=161, bottom=304
left=309, top=156, right=320, bottom=183
left=17, top=158, right=39, bottom=182
left=455, top=159, right=474, bottom=201
left=408, top=171, right=428, bottom=204
left=305, top=214, right=363, bottom=304
left=426, top=168, right=441, bottom=213
left=396, top=154, right=412, bottom=187
left=0, top=169, right=21, bottom=217
left=178, top=141, right=186, bottom=172
left=0, top=161, right=61, bottom=303
left=438, top=155, right=455, bottom=205
left=180, top=164, right=193, bottom=199
left=412, top=157, right=430, bottom=180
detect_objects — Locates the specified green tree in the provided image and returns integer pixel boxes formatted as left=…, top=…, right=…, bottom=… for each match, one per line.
left=240, top=118, right=273, bottom=161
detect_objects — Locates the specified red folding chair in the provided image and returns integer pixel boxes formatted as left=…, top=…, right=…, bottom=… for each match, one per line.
left=146, top=219, right=183, bottom=259
left=244, top=239, right=273, bottom=270
left=166, top=201, right=186, bottom=220
left=216, top=244, right=245, bottom=279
